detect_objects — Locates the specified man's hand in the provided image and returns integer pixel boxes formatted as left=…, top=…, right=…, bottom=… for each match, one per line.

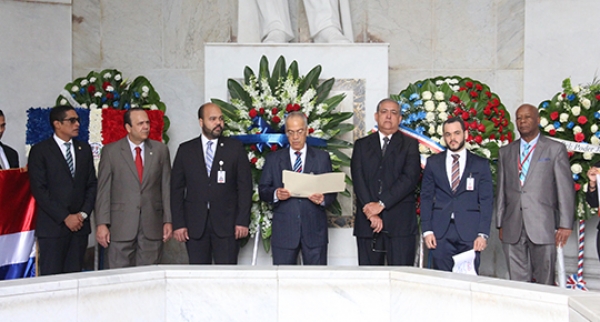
left=473, top=236, right=487, bottom=251
left=173, top=228, right=189, bottom=243
left=499, top=228, right=503, bottom=241
left=64, top=213, right=83, bottom=232
left=555, top=228, right=572, bottom=247
left=163, top=223, right=173, bottom=242
left=96, top=224, right=110, bottom=248
left=424, top=234, right=437, bottom=249
left=363, top=202, right=384, bottom=218
left=308, top=193, right=324, bottom=205
left=235, top=225, right=249, bottom=239
left=369, top=215, right=383, bottom=233
left=276, top=188, right=291, bottom=201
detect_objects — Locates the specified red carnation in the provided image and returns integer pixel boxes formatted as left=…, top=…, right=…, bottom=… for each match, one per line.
left=562, top=93, right=566, bottom=98
left=416, top=208, right=420, bottom=215
left=470, top=91, right=478, bottom=98
left=286, top=104, right=293, bottom=112
left=578, top=116, right=588, bottom=125
left=272, top=108, right=279, bottom=115
left=474, top=135, right=483, bottom=144
left=475, top=84, right=483, bottom=91
left=462, top=111, right=470, bottom=120
left=568, top=151, right=575, bottom=158
left=270, top=145, right=278, bottom=151
left=485, top=91, right=492, bottom=98
left=102, top=81, right=111, bottom=90
left=501, top=119, right=508, bottom=127
left=467, top=134, right=473, bottom=142
left=550, top=111, right=559, bottom=120
left=596, top=94, right=600, bottom=100
left=308, top=128, right=315, bottom=134
left=293, top=104, right=301, bottom=111
left=459, top=87, right=467, bottom=91
left=250, top=157, right=258, bottom=164
left=499, top=109, right=505, bottom=117
left=450, top=95, right=461, bottom=103
left=549, top=129, right=556, bottom=136
left=249, top=109, right=258, bottom=118
left=87, top=85, right=96, bottom=93
left=500, top=134, right=506, bottom=141
left=490, top=134, right=496, bottom=140
left=465, top=81, right=473, bottom=88
left=259, top=107, right=265, bottom=115
left=575, top=132, right=585, bottom=142
left=492, top=98, right=500, bottom=107
left=498, top=125, right=504, bottom=132
left=507, top=132, right=513, bottom=142
left=478, top=124, right=486, bottom=132
left=470, top=122, right=478, bottom=130
left=470, top=108, right=477, bottom=116
left=575, top=183, right=581, bottom=191
left=250, top=145, right=257, bottom=151
left=106, top=92, right=114, bottom=100
left=483, top=108, right=491, bottom=116
left=272, top=116, right=281, bottom=123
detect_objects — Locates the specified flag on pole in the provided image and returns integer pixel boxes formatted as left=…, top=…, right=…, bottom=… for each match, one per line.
left=0, top=168, right=37, bottom=280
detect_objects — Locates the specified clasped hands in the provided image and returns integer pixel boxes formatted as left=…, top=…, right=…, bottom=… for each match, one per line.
left=64, top=213, right=85, bottom=232
left=363, top=202, right=385, bottom=233
left=96, top=223, right=174, bottom=248
left=423, top=234, right=487, bottom=251
left=276, top=187, right=324, bottom=205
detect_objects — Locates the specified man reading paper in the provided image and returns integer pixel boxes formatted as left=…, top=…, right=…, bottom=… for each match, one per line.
left=259, top=112, right=337, bottom=265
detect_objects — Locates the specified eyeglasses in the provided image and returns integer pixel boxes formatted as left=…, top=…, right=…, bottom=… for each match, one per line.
left=371, top=231, right=389, bottom=253
left=61, top=117, right=80, bottom=124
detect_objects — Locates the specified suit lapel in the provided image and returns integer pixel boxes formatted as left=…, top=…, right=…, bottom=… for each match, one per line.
left=50, top=139, right=74, bottom=181
left=523, top=136, right=545, bottom=186
left=456, top=151, right=474, bottom=193
left=383, top=131, right=403, bottom=160
left=73, top=140, right=85, bottom=180
left=141, top=139, right=155, bottom=188
left=303, top=146, right=316, bottom=174
left=119, top=138, right=140, bottom=183
left=280, top=148, right=293, bottom=172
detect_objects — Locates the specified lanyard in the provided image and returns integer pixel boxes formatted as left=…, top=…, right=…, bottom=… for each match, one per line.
left=518, top=144, right=537, bottom=172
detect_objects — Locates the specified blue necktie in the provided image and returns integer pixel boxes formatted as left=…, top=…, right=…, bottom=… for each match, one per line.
left=205, top=141, right=214, bottom=176
left=520, top=143, right=531, bottom=185
left=65, top=142, right=74, bottom=177
left=293, top=151, right=302, bottom=173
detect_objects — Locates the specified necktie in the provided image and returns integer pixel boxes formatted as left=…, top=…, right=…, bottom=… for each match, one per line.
left=65, top=142, right=74, bottom=177
left=520, top=143, right=531, bottom=185
left=135, top=146, right=143, bottom=183
left=293, top=151, right=302, bottom=173
left=382, top=137, right=390, bottom=157
left=451, top=154, right=460, bottom=193
left=206, top=141, right=214, bottom=175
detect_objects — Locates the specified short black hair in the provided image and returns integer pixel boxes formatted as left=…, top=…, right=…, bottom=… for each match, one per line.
left=123, top=107, right=146, bottom=128
left=376, top=98, right=400, bottom=113
left=0, top=110, right=4, bottom=118
left=50, top=105, right=76, bottom=130
left=443, top=116, right=466, bottom=131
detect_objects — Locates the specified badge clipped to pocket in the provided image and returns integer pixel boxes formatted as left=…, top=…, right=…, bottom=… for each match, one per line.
left=217, top=161, right=226, bottom=184
left=466, top=174, right=474, bottom=191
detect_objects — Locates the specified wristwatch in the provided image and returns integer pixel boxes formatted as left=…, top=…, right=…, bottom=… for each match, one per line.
left=378, top=200, right=386, bottom=209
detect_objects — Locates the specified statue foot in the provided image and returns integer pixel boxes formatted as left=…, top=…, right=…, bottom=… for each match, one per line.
left=262, top=30, right=291, bottom=43
left=313, top=27, right=351, bottom=43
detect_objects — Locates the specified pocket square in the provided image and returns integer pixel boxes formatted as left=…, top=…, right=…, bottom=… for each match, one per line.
left=538, top=157, right=551, bottom=162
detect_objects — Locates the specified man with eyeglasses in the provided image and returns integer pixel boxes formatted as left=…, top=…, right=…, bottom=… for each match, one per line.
left=28, top=105, right=97, bottom=275
left=351, top=98, right=421, bottom=266
left=259, top=111, right=337, bottom=265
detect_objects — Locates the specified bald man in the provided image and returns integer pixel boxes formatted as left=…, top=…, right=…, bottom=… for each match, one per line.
left=496, top=103, right=574, bottom=285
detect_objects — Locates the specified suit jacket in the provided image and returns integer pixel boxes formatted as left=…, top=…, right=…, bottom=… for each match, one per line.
left=259, top=146, right=336, bottom=249
left=28, top=137, right=97, bottom=238
left=171, top=136, right=252, bottom=239
left=0, top=142, right=19, bottom=168
left=585, top=161, right=600, bottom=228
left=420, top=150, right=494, bottom=242
left=496, top=134, right=575, bottom=244
left=95, top=137, right=171, bottom=242
left=351, top=131, right=421, bottom=238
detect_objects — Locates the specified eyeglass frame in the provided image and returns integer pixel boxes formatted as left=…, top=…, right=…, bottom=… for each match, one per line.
left=61, top=117, right=80, bottom=124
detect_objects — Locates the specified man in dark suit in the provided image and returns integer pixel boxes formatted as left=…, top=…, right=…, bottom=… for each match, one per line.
left=0, top=110, right=19, bottom=168
left=259, top=111, right=337, bottom=265
left=420, top=117, right=494, bottom=272
left=586, top=163, right=600, bottom=261
left=496, top=103, right=574, bottom=285
left=351, top=98, right=421, bottom=266
left=95, top=108, right=172, bottom=268
left=28, top=105, right=97, bottom=275
left=171, top=103, right=252, bottom=264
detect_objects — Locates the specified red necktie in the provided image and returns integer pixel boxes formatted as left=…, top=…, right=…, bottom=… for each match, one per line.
left=135, top=147, right=143, bottom=183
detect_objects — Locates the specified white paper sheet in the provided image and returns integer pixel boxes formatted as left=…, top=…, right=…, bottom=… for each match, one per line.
left=282, top=170, right=346, bottom=198
left=452, top=249, right=478, bottom=275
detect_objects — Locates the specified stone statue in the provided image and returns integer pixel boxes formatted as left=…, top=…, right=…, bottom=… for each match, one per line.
left=238, top=0, right=353, bottom=43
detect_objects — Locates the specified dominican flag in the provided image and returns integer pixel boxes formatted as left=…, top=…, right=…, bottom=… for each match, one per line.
left=0, top=169, right=37, bottom=279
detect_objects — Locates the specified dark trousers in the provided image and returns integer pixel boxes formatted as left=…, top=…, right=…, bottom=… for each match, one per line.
left=186, top=216, right=239, bottom=264
left=430, top=221, right=480, bottom=273
left=38, top=234, right=88, bottom=276
left=356, top=233, right=416, bottom=266
left=272, top=241, right=327, bottom=265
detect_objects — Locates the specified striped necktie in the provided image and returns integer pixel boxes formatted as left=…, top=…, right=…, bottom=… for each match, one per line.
left=65, top=142, right=74, bottom=177
left=382, top=137, right=390, bottom=157
left=451, top=154, right=460, bottom=193
left=205, top=141, right=214, bottom=176
left=520, top=143, right=531, bottom=185
left=293, top=151, right=302, bottom=173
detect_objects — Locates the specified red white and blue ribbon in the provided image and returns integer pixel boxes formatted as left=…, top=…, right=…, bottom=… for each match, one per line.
left=566, top=220, right=588, bottom=290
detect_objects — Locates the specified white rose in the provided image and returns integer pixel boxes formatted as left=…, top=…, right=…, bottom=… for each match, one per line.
left=437, top=125, right=444, bottom=136
left=440, top=139, right=447, bottom=147
left=559, top=113, right=569, bottom=123
left=556, top=127, right=565, bottom=132
left=103, top=72, right=112, bottom=79
left=449, top=79, right=459, bottom=85
left=114, top=74, right=122, bottom=81
left=142, top=92, right=148, bottom=98
left=572, top=85, right=580, bottom=93
left=583, top=152, right=594, bottom=160
left=150, top=104, right=158, bottom=110
left=106, top=85, right=114, bottom=92
left=540, top=117, right=548, bottom=127
left=482, top=149, right=491, bottom=159
left=424, top=101, right=435, bottom=111
left=571, top=164, right=582, bottom=174
left=434, top=91, right=445, bottom=100
left=90, top=103, right=98, bottom=109
left=544, top=125, right=555, bottom=132
left=71, top=85, right=79, bottom=92
left=437, top=102, right=448, bottom=112
left=592, top=136, right=600, bottom=145
left=573, top=126, right=582, bottom=134
left=60, top=99, right=67, bottom=105
left=452, top=85, right=460, bottom=91
left=94, top=92, right=102, bottom=98
left=422, top=91, right=432, bottom=100
left=435, top=80, right=443, bottom=86
left=591, top=124, right=598, bottom=133
left=582, top=98, right=591, bottom=109
left=438, top=112, right=448, bottom=120
left=428, top=125, right=436, bottom=135
left=557, top=94, right=563, bottom=102
left=80, top=79, right=89, bottom=86
left=419, top=144, right=429, bottom=154
left=572, top=106, right=581, bottom=116
left=142, top=86, right=150, bottom=93
left=426, top=112, right=435, bottom=122
left=102, top=104, right=109, bottom=109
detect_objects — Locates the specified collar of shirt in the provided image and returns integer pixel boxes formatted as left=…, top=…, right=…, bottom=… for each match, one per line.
left=201, top=134, right=218, bottom=155
left=127, top=136, right=145, bottom=164
left=378, top=131, right=392, bottom=148
left=445, top=148, right=467, bottom=185
left=520, top=133, right=540, bottom=153
left=0, top=144, right=8, bottom=169
left=289, top=144, right=308, bottom=172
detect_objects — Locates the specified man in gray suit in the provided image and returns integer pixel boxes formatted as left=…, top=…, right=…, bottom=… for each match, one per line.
left=496, top=103, right=574, bottom=285
left=95, top=108, right=172, bottom=268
